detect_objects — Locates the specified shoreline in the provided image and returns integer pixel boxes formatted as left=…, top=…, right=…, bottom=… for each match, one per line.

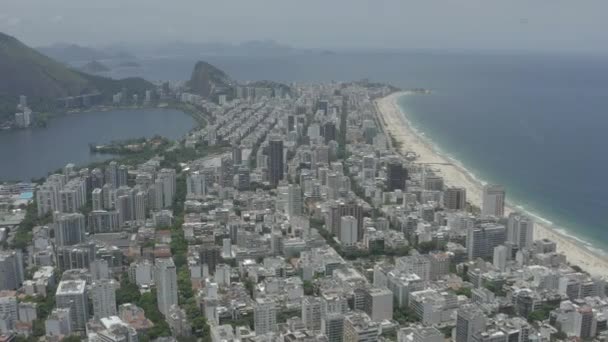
left=375, top=91, right=608, bottom=277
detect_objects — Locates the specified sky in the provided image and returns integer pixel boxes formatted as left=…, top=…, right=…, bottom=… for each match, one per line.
left=1, top=0, right=607, bottom=53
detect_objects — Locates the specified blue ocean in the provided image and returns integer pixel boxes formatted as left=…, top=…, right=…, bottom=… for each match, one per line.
left=110, top=50, right=608, bottom=252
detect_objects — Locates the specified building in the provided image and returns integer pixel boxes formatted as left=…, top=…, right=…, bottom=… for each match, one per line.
left=455, top=305, right=486, bottom=342
left=444, top=187, right=466, bottom=210
left=55, top=280, right=88, bottom=331
left=364, top=287, right=393, bottom=322
left=0, top=292, right=17, bottom=332
left=0, top=251, right=24, bottom=291
left=481, top=184, right=505, bottom=217
left=409, top=289, right=458, bottom=325
left=339, top=216, right=358, bottom=247
left=186, top=171, right=206, bottom=199
left=466, top=224, right=507, bottom=260
left=157, top=168, right=176, bottom=208
left=412, top=327, right=444, bottom=342
left=45, top=308, right=72, bottom=338
left=220, top=156, right=234, bottom=188
left=54, top=213, right=85, bottom=246
left=387, top=160, right=407, bottom=192
left=343, top=312, right=380, bottom=342
left=396, top=255, right=431, bottom=282
left=167, top=305, right=192, bottom=337
left=302, top=296, right=323, bottom=332
left=493, top=245, right=508, bottom=272
left=507, top=213, right=534, bottom=249
left=254, top=297, right=277, bottom=335
left=288, top=184, right=303, bottom=217
left=92, top=279, right=118, bottom=319
left=268, top=136, right=284, bottom=187
left=155, top=258, right=178, bottom=316
left=322, top=313, right=344, bottom=342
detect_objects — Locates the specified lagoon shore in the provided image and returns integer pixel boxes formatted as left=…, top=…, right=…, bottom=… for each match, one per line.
left=376, top=91, right=608, bottom=277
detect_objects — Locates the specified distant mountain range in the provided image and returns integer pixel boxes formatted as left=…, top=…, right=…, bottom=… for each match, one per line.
left=36, top=43, right=136, bottom=63
left=104, top=39, right=299, bottom=58
left=0, top=32, right=153, bottom=123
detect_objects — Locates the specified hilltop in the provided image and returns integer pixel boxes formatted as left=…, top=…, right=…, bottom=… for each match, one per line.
left=0, top=32, right=153, bottom=123
left=187, top=61, right=292, bottom=100
left=187, top=61, right=234, bottom=99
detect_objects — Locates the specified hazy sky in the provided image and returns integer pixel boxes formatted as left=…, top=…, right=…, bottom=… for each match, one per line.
left=1, top=0, right=606, bottom=53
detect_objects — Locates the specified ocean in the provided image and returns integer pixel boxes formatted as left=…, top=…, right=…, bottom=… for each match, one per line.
left=108, top=50, right=608, bottom=252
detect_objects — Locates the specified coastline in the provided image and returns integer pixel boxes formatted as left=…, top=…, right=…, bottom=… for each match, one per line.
left=375, top=91, right=608, bottom=277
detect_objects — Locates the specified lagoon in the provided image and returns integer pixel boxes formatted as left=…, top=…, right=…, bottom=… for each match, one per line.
left=0, top=108, right=196, bottom=181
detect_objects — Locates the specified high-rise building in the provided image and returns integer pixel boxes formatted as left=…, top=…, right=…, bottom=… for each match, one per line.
left=387, top=160, right=407, bottom=192
left=339, top=200, right=365, bottom=240
left=91, top=279, right=118, bottom=319
left=302, top=296, right=323, bottom=332
left=288, top=184, right=303, bottom=217
left=187, top=171, right=207, bottom=199
left=157, top=168, right=176, bottom=208
left=0, top=292, right=18, bottom=330
left=54, top=212, right=86, bottom=246
left=232, top=145, right=243, bottom=166
left=155, top=258, right=178, bottom=316
left=105, top=161, right=118, bottom=188
left=117, top=165, right=129, bottom=187
left=507, top=213, right=534, bottom=249
left=322, top=121, right=337, bottom=143
left=493, top=245, right=508, bottom=272
left=199, top=244, right=221, bottom=275
left=268, top=136, right=284, bottom=187
left=339, top=216, right=358, bottom=247
left=455, top=305, right=486, bottom=342
left=0, top=250, right=24, bottom=290
left=254, top=297, right=277, bottom=335
left=237, top=166, right=250, bottom=191
left=92, top=188, right=104, bottom=211
left=220, top=156, right=234, bottom=188
left=56, top=242, right=96, bottom=271
left=56, top=280, right=89, bottom=331
left=444, top=187, right=467, bottom=210
left=364, top=287, right=393, bottom=322
left=466, top=224, right=507, bottom=260
left=481, top=184, right=506, bottom=217
left=134, top=190, right=147, bottom=223
left=89, top=210, right=121, bottom=233
left=322, top=313, right=345, bottom=342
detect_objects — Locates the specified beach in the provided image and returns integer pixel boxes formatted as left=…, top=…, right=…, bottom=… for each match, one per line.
left=375, top=91, right=608, bottom=277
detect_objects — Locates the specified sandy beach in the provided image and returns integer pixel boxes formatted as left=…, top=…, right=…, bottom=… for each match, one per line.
left=376, top=91, right=608, bottom=277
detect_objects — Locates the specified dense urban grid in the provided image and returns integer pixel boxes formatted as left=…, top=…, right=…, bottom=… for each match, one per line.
left=0, top=80, right=606, bottom=342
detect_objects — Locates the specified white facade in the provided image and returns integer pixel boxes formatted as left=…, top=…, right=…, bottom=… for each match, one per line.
left=481, top=184, right=505, bottom=217
left=339, top=216, right=358, bottom=246
left=155, top=258, right=178, bottom=316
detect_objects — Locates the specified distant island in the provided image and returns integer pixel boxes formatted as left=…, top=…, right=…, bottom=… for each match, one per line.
left=80, top=60, right=110, bottom=73
left=118, top=61, right=141, bottom=68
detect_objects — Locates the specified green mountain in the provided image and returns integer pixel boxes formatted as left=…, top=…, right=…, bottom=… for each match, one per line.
left=187, top=61, right=292, bottom=100
left=0, top=32, right=153, bottom=123
left=187, top=61, right=234, bottom=99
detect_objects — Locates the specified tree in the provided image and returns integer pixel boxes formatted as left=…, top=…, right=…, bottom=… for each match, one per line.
left=303, top=281, right=314, bottom=296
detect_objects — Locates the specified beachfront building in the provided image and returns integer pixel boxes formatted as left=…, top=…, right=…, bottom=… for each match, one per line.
left=481, top=184, right=505, bottom=217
